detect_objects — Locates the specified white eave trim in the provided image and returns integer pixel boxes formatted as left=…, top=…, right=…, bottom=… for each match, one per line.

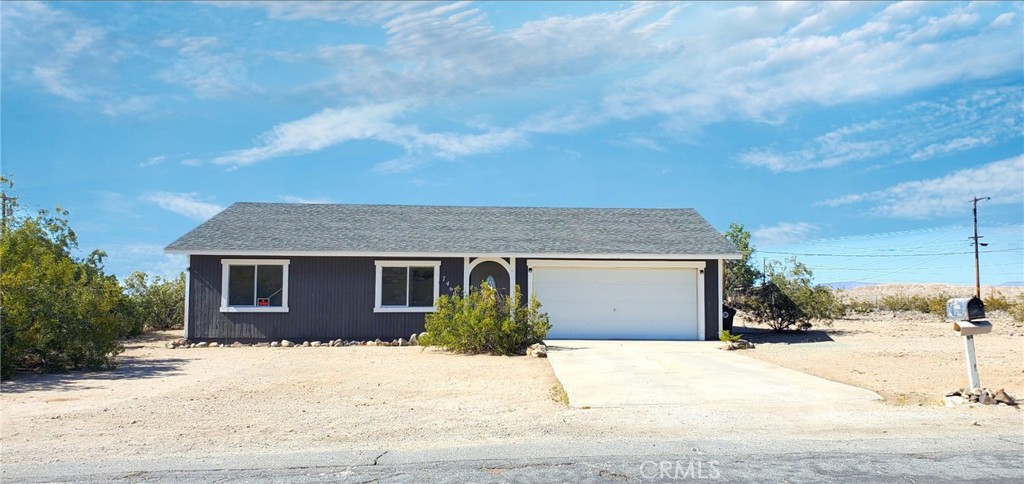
left=166, top=249, right=742, bottom=260
left=527, top=259, right=707, bottom=270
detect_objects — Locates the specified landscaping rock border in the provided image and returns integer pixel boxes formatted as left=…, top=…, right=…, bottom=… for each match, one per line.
left=721, top=339, right=755, bottom=351
left=944, top=387, right=1017, bottom=407
left=165, top=333, right=433, bottom=350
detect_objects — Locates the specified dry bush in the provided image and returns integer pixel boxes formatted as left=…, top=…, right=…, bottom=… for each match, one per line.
left=878, top=293, right=950, bottom=317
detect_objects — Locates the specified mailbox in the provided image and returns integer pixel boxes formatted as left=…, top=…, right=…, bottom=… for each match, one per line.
left=946, top=298, right=991, bottom=392
left=946, top=297, right=985, bottom=322
left=952, top=320, right=992, bottom=337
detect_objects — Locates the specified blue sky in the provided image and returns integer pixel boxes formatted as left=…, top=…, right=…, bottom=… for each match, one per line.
left=2, top=1, right=1022, bottom=286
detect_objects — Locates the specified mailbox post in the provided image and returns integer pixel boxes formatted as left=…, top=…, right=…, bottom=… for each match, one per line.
left=946, top=298, right=991, bottom=392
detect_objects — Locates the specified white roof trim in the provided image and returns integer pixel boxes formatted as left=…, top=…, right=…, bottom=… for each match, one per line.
left=166, top=249, right=742, bottom=260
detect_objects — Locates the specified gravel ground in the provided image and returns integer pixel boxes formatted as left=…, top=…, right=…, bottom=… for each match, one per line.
left=3, top=322, right=1022, bottom=467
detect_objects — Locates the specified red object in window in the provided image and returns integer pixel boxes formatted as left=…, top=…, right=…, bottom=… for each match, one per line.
left=257, top=298, right=270, bottom=307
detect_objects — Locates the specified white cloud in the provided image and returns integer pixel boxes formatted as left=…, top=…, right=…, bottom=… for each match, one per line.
left=738, top=87, right=1022, bottom=172
left=989, top=12, right=1016, bottom=29
left=2, top=2, right=104, bottom=102
left=910, top=136, right=992, bottom=162
left=603, top=3, right=1022, bottom=132
left=753, top=222, right=820, bottom=247
left=103, top=243, right=187, bottom=280
left=901, top=11, right=980, bottom=44
left=141, top=192, right=224, bottom=220
left=139, top=155, right=167, bottom=168
left=612, top=135, right=668, bottom=152
left=157, top=35, right=256, bottom=99
left=1, top=2, right=164, bottom=117
left=210, top=102, right=408, bottom=167
left=213, top=1, right=421, bottom=23
left=212, top=101, right=535, bottom=169
left=225, top=1, right=680, bottom=101
left=101, top=96, right=158, bottom=117
left=822, top=156, right=1024, bottom=218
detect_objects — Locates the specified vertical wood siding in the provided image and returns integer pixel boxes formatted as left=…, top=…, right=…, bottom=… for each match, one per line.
left=188, top=255, right=462, bottom=341
left=701, top=259, right=720, bottom=341
left=187, top=255, right=721, bottom=341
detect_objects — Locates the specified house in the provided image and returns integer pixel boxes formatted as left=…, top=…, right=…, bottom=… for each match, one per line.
left=165, top=203, right=740, bottom=342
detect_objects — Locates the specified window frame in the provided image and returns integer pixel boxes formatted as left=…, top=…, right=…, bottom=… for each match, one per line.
left=220, top=259, right=290, bottom=313
left=374, top=260, right=441, bottom=313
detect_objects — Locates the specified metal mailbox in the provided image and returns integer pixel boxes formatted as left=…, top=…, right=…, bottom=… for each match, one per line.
left=946, top=297, right=985, bottom=322
left=946, top=297, right=992, bottom=392
left=952, top=320, right=992, bottom=337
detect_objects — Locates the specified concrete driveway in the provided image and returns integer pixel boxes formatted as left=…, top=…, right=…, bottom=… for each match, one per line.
left=545, top=340, right=881, bottom=408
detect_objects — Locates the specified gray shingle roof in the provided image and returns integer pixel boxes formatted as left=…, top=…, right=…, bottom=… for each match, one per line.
left=165, top=203, right=739, bottom=257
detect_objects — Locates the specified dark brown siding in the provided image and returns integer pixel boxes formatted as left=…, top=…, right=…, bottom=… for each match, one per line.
left=187, top=255, right=462, bottom=341
left=515, top=257, right=529, bottom=301
left=701, top=259, right=721, bottom=341
left=187, top=255, right=723, bottom=342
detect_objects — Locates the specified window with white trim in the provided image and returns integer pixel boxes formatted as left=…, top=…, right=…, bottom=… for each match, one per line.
left=221, top=259, right=289, bottom=312
left=374, top=261, right=440, bottom=312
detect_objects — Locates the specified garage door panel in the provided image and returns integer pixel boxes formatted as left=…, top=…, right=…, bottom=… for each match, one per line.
left=532, top=265, right=700, bottom=340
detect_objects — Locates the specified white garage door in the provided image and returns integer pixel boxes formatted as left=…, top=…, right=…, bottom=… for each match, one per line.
left=531, top=263, right=702, bottom=340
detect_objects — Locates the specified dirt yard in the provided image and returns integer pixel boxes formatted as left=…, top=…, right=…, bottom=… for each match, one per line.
left=739, top=283, right=1024, bottom=405
left=738, top=311, right=1024, bottom=405
left=3, top=284, right=1023, bottom=468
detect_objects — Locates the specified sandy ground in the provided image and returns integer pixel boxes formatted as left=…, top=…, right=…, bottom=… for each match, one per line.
left=2, top=332, right=1021, bottom=467
left=2, top=284, right=1022, bottom=467
left=737, top=311, right=1024, bottom=405
left=737, top=283, right=1024, bottom=405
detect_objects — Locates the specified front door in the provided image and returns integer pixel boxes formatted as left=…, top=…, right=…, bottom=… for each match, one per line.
left=469, top=261, right=511, bottom=295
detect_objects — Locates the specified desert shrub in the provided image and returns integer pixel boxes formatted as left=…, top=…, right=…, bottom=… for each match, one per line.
left=1, top=197, right=124, bottom=379
left=736, top=258, right=844, bottom=331
left=878, top=293, right=949, bottom=317
left=122, top=271, right=186, bottom=332
left=423, top=284, right=551, bottom=355
left=738, top=282, right=808, bottom=331
left=844, top=300, right=876, bottom=315
left=773, top=268, right=846, bottom=321
left=1006, top=294, right=1024, bottom=323
left=984, top=291, right=1011, bottom=312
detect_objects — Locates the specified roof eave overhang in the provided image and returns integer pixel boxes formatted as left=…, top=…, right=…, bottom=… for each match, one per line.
left=165, top=248, right=743, bottom=260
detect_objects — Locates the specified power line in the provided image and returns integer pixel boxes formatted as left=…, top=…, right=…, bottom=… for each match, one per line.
left=856, top=253, right=960, bottom=281
left=800, top=226, right=969, bottom=253
left=759, top=247, right=1023, bottom=258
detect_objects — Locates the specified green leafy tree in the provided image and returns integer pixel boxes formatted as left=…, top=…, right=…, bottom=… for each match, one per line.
left=122, top=271, right=185, bottom=333
left=767, top=258, right=845, bottom=321
left=723, top=223, right=762, bottom=301
left=722, top=222, right=843, bottom=331
left=423, top=284, right=551, bottom=355
left=1, top=178, right=125, bottom=379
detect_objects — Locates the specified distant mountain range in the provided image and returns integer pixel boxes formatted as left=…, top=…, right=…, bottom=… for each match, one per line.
left=825, top=281, right=1024, bottom=290
left=824, top=282, right=880, bottom=290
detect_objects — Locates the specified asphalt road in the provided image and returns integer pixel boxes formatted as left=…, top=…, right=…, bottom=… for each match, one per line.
left=6, top=436, right=1022, bottom=483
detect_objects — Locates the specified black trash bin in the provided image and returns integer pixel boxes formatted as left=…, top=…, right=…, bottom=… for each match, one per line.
left=722, top=305, right=736, bottom=333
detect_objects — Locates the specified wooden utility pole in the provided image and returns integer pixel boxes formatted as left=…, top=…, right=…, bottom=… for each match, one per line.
left=0, top=192, right=15, bottom=229
left=970, top=196, right=990, bottom=299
